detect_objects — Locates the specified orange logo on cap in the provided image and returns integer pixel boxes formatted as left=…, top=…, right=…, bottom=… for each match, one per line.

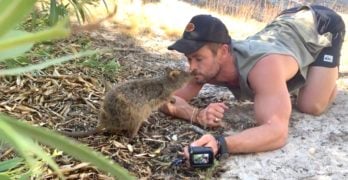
left=185, top=23, right=195, bottom=32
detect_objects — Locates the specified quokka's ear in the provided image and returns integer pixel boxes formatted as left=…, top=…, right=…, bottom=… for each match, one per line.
left=102, top=79, right=112, bottom=92
left=165, top=67, right=173, bottom=74
left=169, top=70, right=180, bottom=80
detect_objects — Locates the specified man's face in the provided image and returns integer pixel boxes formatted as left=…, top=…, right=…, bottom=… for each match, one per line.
left=186, top=45, right=221, bottom=84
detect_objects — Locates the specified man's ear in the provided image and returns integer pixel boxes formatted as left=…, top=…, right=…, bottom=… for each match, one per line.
left=220, top=44, right=230, bottom=56
left=218, top=44, right=230, bottom=62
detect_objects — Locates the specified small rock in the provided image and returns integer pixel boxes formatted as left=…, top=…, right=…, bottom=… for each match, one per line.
left=127, top=144, right=134, bottom=153
left=308, top=147, right=316, bottom=155
left=171, top=134, right=178, bottom=141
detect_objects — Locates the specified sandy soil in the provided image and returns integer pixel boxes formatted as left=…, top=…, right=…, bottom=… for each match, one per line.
left=193, top=81, right=346, bottom=179
left=221, top=89, right=348, bottom=179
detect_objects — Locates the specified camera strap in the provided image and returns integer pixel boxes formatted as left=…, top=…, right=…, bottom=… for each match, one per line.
left=214, top=135, right=229, bottom=160
left=170, top=156, right=186, bottom=167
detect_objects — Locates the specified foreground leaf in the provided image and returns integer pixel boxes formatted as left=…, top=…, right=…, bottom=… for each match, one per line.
left=0, top=119, right=64, bottom=179
left=0, top=0, right=37, bottom=37
left=0, top=174, right=11, bottom=180
left=0, top=114, right=136, bottom=179
left=0, top=19, right=70, bottom=53
left=0, top=50, right=96, bottom=76
left=0, top=30, right=33, bottom=61
left=0, top=157, right=23, bottom=172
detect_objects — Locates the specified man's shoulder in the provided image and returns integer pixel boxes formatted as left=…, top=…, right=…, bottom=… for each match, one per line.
left=252, top=54, right=297, bottom=67
left=248, top=54, right=298, bottom=85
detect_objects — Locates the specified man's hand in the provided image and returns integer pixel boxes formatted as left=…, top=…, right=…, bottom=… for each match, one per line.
left=160, top=96, right=188, bottom=116
left=196, top=103, right=228, bottom=127
left=183, top=134, right=219, bottom=161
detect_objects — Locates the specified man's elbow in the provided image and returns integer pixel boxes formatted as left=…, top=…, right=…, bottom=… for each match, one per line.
left=276, top=130, right=288, bottom=148
left=270, top=123, right=289, bottom=149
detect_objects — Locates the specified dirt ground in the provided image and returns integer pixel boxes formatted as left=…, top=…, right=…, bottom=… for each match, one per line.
left=199, top=84, right=348, bottom=180
left=1, top=1, right=347, bottom=179
left=101, top=17, right=348, bottom=178
left=118, top=2, right=348, bottom=178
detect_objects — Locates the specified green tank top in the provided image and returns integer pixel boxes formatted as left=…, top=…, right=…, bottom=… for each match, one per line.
left=230, top=7, right=332, bottom=100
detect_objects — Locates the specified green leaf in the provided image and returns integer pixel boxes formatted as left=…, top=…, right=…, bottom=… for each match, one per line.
left=0, top=119, right=64, bottom=178
left=0, top=50, right=96, bottom=76
left=0, top=157, right=23, bottom=172
left=0, top=114, right=136, bottom=179
left=0, top=0, right=37, bottom=37
left=68, top=0, right=84, bottom=24
left=0, top=121, right=36, bottom=169
left=0, top=19, right=70, bottom=54
left=0, top=174, right=11, bottom=180
left=18, top=171, right=32, bottom=180
left=0, top=30, right=33, bottom=61
left=48, top=0, right=58, bottom=25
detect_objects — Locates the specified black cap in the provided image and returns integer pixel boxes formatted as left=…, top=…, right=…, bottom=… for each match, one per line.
left=168, top=14, right=231, bottom=54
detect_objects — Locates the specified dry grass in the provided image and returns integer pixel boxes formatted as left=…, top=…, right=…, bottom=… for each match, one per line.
left=196, top=0, right=284, bottom=22
left=89, top=0, right=347, bottom=71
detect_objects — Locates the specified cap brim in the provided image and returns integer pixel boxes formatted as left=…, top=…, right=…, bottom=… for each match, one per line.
left=168, top=39, right=205, bottom=55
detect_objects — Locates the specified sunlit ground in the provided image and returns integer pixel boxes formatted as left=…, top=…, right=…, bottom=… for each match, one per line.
left=113, top=0, right=266, bottom=38
left=89, top=0, right=348, bottom=74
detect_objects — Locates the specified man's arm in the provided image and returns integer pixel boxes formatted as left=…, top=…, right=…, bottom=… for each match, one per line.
left=161, top=79, right=228, bottom=127
left=226, top=55, right=298, bottom=153
left=184, top=55, right=298, bottom=156
left=160, top=79, right=203, bottom=122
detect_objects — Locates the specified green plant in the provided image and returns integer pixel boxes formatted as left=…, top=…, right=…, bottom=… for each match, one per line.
left=81, top=54, right=121, bottom=76
left=44, top=0, right=110, bottom=25
left=0, top=0, right=135, bottom=179
left=0, top=114, right=135, bottom=179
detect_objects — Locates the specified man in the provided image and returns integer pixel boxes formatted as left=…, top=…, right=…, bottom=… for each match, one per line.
left=160, top=5, right=345, bottom=160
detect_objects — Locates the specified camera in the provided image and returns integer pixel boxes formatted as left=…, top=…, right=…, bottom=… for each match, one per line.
left=188, top=135, right=228, bottom=168
left=188, top=146, right=214, bottom=168
left=170, top=135, right=228, bottom=169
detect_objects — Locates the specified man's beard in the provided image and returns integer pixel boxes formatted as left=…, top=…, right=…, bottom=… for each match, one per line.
left=192, top=73, right=206, bottom=84
left=191, top=69, right=216, bottom=84
left=190, top=56, right=220, bottom=84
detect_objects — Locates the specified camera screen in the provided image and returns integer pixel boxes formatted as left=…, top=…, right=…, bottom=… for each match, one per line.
left=192, top=153, right=210, bottom=164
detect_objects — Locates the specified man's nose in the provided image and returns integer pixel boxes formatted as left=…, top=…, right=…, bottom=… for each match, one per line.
left=189, top=61, right=197, bottom=73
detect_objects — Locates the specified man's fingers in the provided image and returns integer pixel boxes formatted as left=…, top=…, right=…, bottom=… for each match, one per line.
left=205, top=140, right=219, bottom=154
left=182, top=147, right=189, bottom=160
left=205, top=109, right=223, bottom=125
left=197, top=103, right=228, bottom=128
left=192, top=134, right=219, bottom=154
left=209, top=119, right=224, bottom=127
left=205, top=107, right=224, bottom=120
left=190, top=134, right=214, bottom=147
left=216, top=102, right=229, bottom=110
left=209, top=103, right=228, bottom=113
left=191, top=138, right=208, bottom=147
left=207, top=112, right=224, bottom=120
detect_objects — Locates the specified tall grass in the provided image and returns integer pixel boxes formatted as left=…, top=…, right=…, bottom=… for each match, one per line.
left=190, top=0, right=348, bottom=22
left=191, top=0, right=289, bottom=22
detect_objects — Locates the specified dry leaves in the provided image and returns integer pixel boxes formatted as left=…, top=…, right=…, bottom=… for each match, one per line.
left=0, top=29, right=229, bottom=179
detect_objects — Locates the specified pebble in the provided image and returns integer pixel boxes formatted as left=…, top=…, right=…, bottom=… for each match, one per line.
left=308, top=147, right=316, bottom=155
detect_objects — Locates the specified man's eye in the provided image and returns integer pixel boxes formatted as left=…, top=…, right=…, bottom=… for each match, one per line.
left=196, top=58, right=202, bottom=62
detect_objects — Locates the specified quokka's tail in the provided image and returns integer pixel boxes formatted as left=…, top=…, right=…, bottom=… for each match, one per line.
left=59, top=128, right=100, bottom=137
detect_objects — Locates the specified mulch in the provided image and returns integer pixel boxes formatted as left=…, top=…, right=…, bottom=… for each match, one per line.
left=0, top=27, right=233, bottom=179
